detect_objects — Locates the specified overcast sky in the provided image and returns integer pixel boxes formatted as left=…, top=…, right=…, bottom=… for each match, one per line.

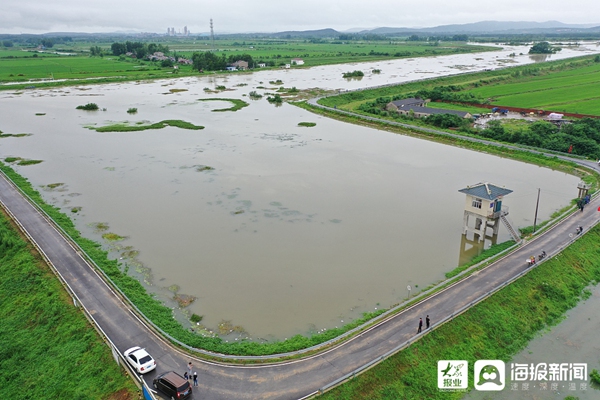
left=1, top=0, right=598, bottom=35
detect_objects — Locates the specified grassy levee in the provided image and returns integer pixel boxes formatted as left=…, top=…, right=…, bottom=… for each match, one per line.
left=0, top=208, right=137, bottom=399
left=317, top=226, right=600, bottom=399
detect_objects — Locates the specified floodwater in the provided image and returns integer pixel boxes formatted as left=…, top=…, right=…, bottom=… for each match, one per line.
left=0, top=43, right=597, bottom=339
left=463, top=285, right=600, bottom=400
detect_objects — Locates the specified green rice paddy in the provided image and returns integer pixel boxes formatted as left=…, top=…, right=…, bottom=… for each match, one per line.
left=467, top=63, right=600, bottom=114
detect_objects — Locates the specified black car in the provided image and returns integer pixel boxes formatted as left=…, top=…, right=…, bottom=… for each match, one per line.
left=153, top=371, right=192, bottom=399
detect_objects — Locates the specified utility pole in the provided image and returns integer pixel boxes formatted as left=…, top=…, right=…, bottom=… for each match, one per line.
left=533, top=188, right=540, bottom=233
left=210, top=19, right=215, bottom=51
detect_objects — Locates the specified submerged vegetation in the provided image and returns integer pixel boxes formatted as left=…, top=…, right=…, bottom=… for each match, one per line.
left=102, top=232, right=126, bottom=242
left=342, top=70, right=364, bottom=78
left=88, top=119, right=204, bottom=132
left=76, top=102, right=99, bottom=111
left=197, top=98, right=249, bottom=112
left=3, top=157, right=43, bottom=166
left=267, top=94, right=283, bottom=104
left=0, top=133, right=30, bottom=138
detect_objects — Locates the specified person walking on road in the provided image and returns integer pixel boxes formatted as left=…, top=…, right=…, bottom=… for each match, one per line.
left=193, top=372, right=198, bottom=387
left=187, top=362, right=193, bottom=380
left=426, top=315, right=430, bottom=329
left=184, top=372, right=189, bottom=381
left=418, top=318, right=423, bottom=333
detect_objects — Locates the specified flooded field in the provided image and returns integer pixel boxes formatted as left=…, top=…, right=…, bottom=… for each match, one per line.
left=0, top=44, right=596, bottom=339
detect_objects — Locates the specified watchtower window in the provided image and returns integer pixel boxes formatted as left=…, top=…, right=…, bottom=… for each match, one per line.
left=472, top=198, right=482, bottom=209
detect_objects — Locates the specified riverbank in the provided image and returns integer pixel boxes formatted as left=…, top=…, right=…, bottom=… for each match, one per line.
left=0, top=207, right=137, bottom=399
left=317, top=222, right=600, bottom=399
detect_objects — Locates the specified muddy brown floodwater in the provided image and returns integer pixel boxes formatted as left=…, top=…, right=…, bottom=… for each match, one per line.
left=0, top=43, right=597, bottom=340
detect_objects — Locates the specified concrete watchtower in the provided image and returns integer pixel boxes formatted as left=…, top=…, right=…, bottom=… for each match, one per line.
left=458, top=182, right=514, bottom=242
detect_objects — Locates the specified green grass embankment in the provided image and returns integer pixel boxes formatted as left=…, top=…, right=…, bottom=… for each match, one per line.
left=318, top=225, right=600, bottom=399
left=0, top=210, right=137, bottom=399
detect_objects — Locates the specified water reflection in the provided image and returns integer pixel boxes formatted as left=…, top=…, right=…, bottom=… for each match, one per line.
left=458, top=233, right=498, bottom=267
left=528, top=54, right=552, bottom=62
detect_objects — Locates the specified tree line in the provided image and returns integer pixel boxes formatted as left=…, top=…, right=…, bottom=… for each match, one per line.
left=110, top=41, right=170, bottom=58
left=191, top=53, right=254, bottom=71
left=357, top=96, right=600, bottom=159
left=407, top=34, right=469, bottom=42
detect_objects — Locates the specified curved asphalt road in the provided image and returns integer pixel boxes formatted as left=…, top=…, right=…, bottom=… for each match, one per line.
left=1, top=107, right=599, bottom=399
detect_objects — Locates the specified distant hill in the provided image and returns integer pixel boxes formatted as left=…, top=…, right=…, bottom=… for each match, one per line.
left=258, top=28, right=340, bottom=38
left=358, top=21, right=600, bottom=35
left=5, top=21, right=600, bottom=39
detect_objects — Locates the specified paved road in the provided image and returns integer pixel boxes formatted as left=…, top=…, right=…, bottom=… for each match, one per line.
left=1, top=114, right=599, bottom=399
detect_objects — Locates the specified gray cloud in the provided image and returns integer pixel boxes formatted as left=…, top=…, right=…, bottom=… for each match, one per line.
left=1, top=0, right=598, bottom=34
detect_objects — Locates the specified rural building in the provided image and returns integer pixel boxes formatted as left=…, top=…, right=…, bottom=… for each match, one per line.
left=386, top=98, right=472, bottom=119
left=230, top=60, right=249, bottom=70
left=386, top=98, right=429, bottom=110
left=291, top=58, right=305, bottom=65
left=258, top=63, right=266, bottom=68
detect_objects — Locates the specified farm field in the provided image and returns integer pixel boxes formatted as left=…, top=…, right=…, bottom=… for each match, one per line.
left=170, top=40, right=494, bottom=67
left=320, top=55, right=600, bottom=117
left=0, top=39, right=494, bottom=87
left=0, top=54, right=182, bottom=81
left=466, top=62, right=600, bottom=114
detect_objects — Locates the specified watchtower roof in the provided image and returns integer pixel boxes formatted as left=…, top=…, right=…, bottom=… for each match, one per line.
left=458, top=182, right=512, bottom=200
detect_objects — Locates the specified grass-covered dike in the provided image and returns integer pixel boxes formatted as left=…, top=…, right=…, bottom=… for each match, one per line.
left=0, top=208, right=136, bottom=399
